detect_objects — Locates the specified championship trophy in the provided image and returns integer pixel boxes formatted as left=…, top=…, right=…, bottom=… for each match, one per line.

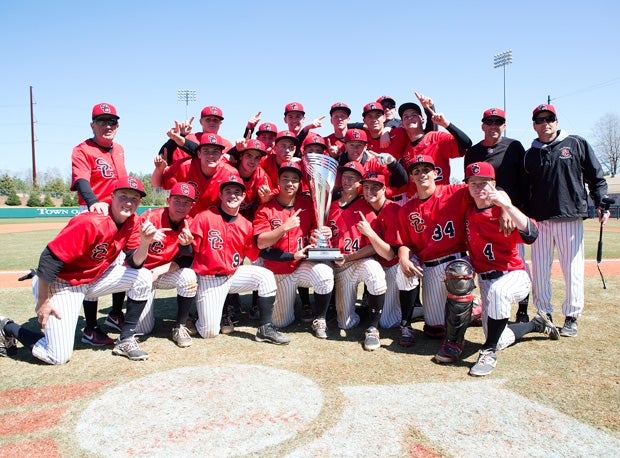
left=303, top=153, right=342, bottom=261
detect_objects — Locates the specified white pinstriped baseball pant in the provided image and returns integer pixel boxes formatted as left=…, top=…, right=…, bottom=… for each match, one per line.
left=478, top=270, right=531, bottom=351
left=531, top=219, right=584, bottom=318
left=195, top=265, right=277, bottom=338
left=272, top=261, right=334, bottom=328
left=30, top=264, right=152, bottom=365
left=136, top=268, right=197, bottom=335
left=334, top=258, right=387, bottom=330
left=380, top=264, right=407, bottom=328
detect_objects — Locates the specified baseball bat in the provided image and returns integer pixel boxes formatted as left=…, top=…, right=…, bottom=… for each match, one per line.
left=596, top=197, right=615, bottom=289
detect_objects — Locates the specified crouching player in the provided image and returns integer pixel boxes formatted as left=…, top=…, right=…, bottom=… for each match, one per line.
left=190, top=175, right=290, bottom=344
left=459, top=163, right=558, bottom=376
left=135, top=182, right=198, bottom=348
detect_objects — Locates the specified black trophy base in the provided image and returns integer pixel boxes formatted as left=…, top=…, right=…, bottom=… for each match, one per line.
left=307, top=247, right=342, bottom=262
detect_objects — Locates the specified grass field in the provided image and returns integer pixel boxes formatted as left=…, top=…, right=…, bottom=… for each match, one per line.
left=1, top=217, right=619, bottom=456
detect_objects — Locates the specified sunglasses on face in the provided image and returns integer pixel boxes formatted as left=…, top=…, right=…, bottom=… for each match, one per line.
left=94, top=118, right=118, bottom=127
left=534, top=115, right=557, bottom=124
left=483, top=118, right=504, bottom=126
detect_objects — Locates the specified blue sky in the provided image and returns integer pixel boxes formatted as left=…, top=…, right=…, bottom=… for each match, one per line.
left=1, top=1, right=619, bottom=182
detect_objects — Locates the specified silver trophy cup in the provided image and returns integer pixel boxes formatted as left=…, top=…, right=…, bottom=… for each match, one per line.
left=303, top=153, right=342, bottom=261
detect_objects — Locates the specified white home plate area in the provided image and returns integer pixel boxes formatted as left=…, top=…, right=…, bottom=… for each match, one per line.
left=76, top=364, right=619, bottom=457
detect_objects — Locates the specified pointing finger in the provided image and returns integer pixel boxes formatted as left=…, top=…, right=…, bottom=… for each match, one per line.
left=255, top=111, right=261, bottom=117
left=357, top=211, right=367, bottom=221
left=318, top=115, right=326, bottom=121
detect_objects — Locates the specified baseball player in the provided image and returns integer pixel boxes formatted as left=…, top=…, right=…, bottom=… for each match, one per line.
left=152, top=133, right=240, bottom=216
left=0, top=177, right=161, bottom=364
left=283, top=102, right=324, bottom=148
left=335, top=128, right=408, bottom=200
left=158, top=105, right=233, bottom=165
left=134, top=182, right=198, bottom=348
left=465, top=107, right=531, bottom=323
left=190, top=175, right=290, bottom=344
left=325, top=103, right=351, bottom=159
left=396, top=155, right=471, bottom=342
left=328, top=161, right=387, bottom=351
left=261, top=130, right=301, bottom=187
left=362, top=101, right=408, bottom=161
left=356, top=172, right=409, bottom=330
left=254, top=161, right=334, bottom=338
left=70, top=102, right=128, bottom=346
left=400, top=92, right=472, bottom=186
left=524, top=104, right=610, bottom=337
left=462, top=162, right=559, bottom=376
left=376, top=95, right=402, bottom=128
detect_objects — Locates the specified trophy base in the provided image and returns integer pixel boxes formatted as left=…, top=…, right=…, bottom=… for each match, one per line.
left=307, top=248, right=342, bottom=262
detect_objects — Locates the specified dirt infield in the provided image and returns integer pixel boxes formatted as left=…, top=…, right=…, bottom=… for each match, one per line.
left=0, top=222, right=66, bottom=234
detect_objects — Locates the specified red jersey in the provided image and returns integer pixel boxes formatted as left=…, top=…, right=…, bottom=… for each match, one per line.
left=397, top=184, right=469, bottom=263
left=328, top=196, right=376, bottom=254
left=404, top=131, right=463, bottom=186
left=70, top=139, right=127, bottom=205
left=238, top=166, right=274, bottom=220
left=465, top=204, right=532, bottom=273
left=325, top=133, right=346, bottom=158
left=253, top=196, right=316, bottom=274
left=190, top=206, right=259, bottom=275
left=370, top=200, right=400, bottom=267
left=366, top=126, right=408, bottom=160
left=47, top=212, right=140, bottom=285
left=139, top=207, right=193, bottom=270
left=161, top=158, right=239, bottom=216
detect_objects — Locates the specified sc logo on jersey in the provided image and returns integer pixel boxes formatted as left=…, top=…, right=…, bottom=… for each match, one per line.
left=270, top=219, right=283, bottom=230
left=149, top=240, right=164, bottom=254
left=409, top=212, right=424, bottom=232
left=208, top=229, right=223, bottom=250
left=95, top=158, right=114, bottom=178
left=92, top=243, right=110, bottom=261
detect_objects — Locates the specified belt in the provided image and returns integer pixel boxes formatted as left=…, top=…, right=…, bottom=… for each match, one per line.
left=480, top=271, right=506, bottom=280
left=391, top=194, right=405, bottom=202
left=423, top=252, right=467, bottom=268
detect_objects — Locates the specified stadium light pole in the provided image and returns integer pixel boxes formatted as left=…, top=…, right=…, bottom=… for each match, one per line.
left=493, top=50, right=512, bottom=137
left=177, top=89, right=196, bottom=119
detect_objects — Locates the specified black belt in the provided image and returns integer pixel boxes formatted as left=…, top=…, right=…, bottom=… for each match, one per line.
left=423, top=252, right=467, bottom=268
left=391, top=195, right=405, bottom=202
left=480, top=271, right=506, bottom=280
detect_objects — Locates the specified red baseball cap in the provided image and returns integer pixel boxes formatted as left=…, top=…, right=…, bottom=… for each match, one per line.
left=376, top=95, right=396, bottom=108
left=532, top=104, right=556, bottom=120
left=114, top=176, right=146, bottom=197
left=284, top=102, right=305, bottom=115
left=278, top=160, right=303, bottom=178
left=465, top=162, right=496, bottom=181
left=197, top=133, right=226, bottom=149
left=330, top=102, right=351, bottom=117
left=338, top=160, right=365, bottom=177
left=344, top=128, right=368, bottom=143
left=200, top=106, right=224, bottom=120
left=302, top=133, right=326, bottom=151
left=406, top=154, right=435, bottom=172
left=243, top=139, right=268, bottom=156
left=362, top=101, right=385, bottom=117
left=92, top=102, right=119, bottom=120
left=219, top=173, right=246, bottom=191
left=275, top=130, right=299, bottom=146
left=360, top=172, right=386, bottom=187
left=169, top=182, right=197, bottom=201
left=482, top=108, right=506, bottom=121
left=257, top=122, right=278, bottom=134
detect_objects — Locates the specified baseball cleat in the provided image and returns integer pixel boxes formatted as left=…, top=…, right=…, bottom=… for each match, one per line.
left=434, top=342, right=463, bottom=363
left=399, top=325, right=415, bottom=347
left=172, top=325, right=193, bottom=348
left=301, top=303, right=314, bottom=323
left=112, top=336, right=148, bottom=361
left=1, top=316, right=17, bottom=357
left=559, top=317, right=578, bottom=337
left=104, top=311, right=125, bottom=333
left=220, top=315, right=235, bottom=335
left=363, top=326, right=381, bottom=351
left=311, top=318, right=328, bottom=339
left=255, top=323, right=291, bottom=345
left=185, top=315, right=198, bottom=336
left=469, top=349, right=497, bottom=377
left=81, top=326, right=115, bottom=346
left=532, top=311, right=559, bottom=340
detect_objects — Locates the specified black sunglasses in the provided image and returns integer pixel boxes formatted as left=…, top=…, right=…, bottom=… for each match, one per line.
left=534, top=115, right=556, bottom=125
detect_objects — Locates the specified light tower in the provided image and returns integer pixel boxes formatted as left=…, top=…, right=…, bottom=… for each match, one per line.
left=493, top=50, right=512, bottom=136
left=177, top=89, right=197, bottom=119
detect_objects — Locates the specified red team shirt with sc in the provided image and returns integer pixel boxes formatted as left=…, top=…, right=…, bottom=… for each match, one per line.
left=139, top=207, right=193, bottom=270
left=70, top=139, right=127, bottom=206
left=328, top=196, right=376, bottom=254
left=47, top=212, right=140, bottom=285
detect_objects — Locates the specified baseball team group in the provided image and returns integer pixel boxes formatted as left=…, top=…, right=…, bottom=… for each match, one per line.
left=0, top=92, right=611, bottom=377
